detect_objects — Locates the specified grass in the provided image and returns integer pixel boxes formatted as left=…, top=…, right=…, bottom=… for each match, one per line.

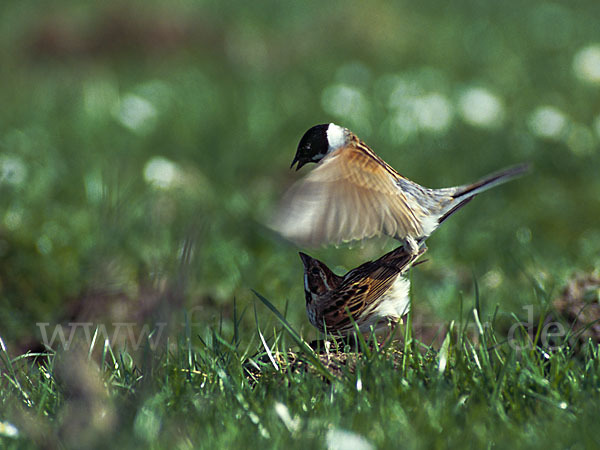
left=2, top=284, right=600, bottom=449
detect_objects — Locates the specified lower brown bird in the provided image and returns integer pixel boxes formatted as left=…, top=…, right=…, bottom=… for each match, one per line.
left=299, top=244, right=426, bottom=336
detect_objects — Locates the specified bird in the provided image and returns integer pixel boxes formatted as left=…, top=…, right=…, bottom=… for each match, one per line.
left=273, top=123, right=529, bottom=253
left=299, top=244, right=427, bottom=335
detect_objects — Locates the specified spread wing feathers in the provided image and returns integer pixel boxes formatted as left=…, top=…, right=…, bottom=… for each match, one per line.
left=320, top=245, right=423, bottom=333
left=272, top=145, right=429, bottom=247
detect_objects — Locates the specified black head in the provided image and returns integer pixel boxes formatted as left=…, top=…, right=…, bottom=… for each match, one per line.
left=290, top=124, right=331, bottom=171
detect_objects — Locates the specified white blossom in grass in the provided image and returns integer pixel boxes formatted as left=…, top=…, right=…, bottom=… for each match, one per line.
left=565, top=124, right=596, bottom=156
left=528, top=106, right=568, bottom=140
left=143, top=157, right=181, bottom=189
left=326, top=428, right=374, bottom=450
left=413, top=92, right=454, bottom=133
left=0, top=155, right=27, bottom=186
left=114, top=94, right=157, bottom=134
left=3, top=209, right=23, bottom=231
left=458, top=87, right=504, bottom=128
left=482, top=269, right=503, bottom=289
left=0, top=421, right=19, bottom=438
left=573, top=44, right=600, bottom=83
left=322, top=84, right=371, bottom=134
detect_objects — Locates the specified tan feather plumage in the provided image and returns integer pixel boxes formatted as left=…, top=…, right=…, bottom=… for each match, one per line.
left=300, top=245, right=426, bottom=335
left=276, top=143, right=429, bottom=247
left=273, top=124, right=529, bottom=250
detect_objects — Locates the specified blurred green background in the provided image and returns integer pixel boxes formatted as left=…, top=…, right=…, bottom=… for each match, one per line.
left=1, top=0, right=599, bottom=349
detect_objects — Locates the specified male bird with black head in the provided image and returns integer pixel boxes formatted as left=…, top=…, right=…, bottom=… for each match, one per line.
left=274, top=123, right=529, bottom=254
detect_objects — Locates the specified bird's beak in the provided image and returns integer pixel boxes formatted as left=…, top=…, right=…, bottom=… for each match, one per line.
left=298, top=252, right=312, bottom=268
left=290, top=155, right=306, bottom=171
left=290, top=156, right=299, bottom=170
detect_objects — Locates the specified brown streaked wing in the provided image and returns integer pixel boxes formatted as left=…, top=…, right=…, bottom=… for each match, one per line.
left=322, top=264, right=401, bottom=332
left=272, top=144, right=428, bottom=247
left=324, top=245, right=422, bottom=332
left=347, top=265, right=401, bottom=308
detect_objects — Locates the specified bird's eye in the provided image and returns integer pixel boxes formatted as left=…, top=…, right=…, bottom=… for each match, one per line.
left=310, top=268, right=320, bottom=275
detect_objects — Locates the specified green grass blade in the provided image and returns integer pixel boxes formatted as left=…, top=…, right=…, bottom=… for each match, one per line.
left=252, top=290, right=334, bottom=381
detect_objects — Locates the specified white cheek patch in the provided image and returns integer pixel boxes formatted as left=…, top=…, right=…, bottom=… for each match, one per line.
left=326, top=123, right=346, bottom=150
left=320, top=272, right=331, bottom=291
left=304, top=274, right=310, bottom=292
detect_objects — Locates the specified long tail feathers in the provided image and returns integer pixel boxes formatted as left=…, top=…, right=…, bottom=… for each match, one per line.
left=438, top=196, right=474, bottom=225
left=438, top=163, right=530, bottom=225
left=452, top=163, right=530, bottom=201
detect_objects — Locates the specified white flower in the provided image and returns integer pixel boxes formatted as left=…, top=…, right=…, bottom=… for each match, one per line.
left=458, top=87, right=504, bottom=128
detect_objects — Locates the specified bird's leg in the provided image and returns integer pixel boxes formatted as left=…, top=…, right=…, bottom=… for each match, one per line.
left=380, top=319, right=400, bottom=348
